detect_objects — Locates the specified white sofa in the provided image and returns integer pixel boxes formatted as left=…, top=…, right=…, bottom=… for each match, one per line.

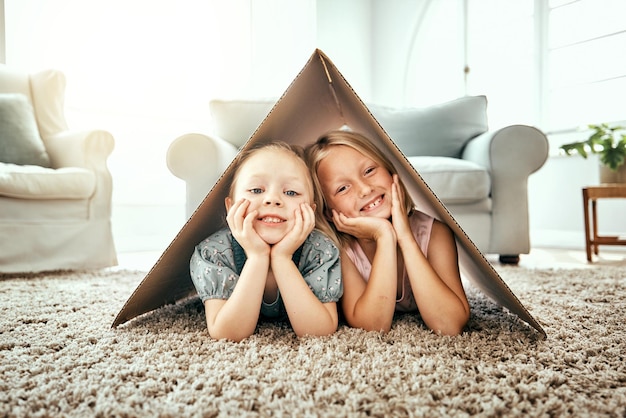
left=167, top=96, right=548, bottom=264
left=0, top=65, right=117, bottom=273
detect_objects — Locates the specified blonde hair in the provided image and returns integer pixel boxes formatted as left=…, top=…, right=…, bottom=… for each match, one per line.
left=305, top=130, right=414, bottom=247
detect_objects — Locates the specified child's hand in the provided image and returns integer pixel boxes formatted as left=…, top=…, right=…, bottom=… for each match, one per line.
left=226, top=198, right=270, bottom=257
left=271, top=203, right=315, bottom=259
left=332, top=209, right=395, bottom=242
left=390, top=174, right=412, bottom=243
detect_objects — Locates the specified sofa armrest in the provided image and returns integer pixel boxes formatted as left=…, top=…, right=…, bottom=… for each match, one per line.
left=44, top=129, right=115, bottom=219
left=462, top=125, right=549, bottom=254
left=462, top=125, right=548, bottom=176
left=45, top=129, right=114, bottom=170
left=167, top=133, right=238, bottom=218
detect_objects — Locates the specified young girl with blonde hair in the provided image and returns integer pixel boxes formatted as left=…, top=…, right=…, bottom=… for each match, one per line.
left=190, top=141, right=342, bottom=341
left=306, top=130, right=469, bottom=335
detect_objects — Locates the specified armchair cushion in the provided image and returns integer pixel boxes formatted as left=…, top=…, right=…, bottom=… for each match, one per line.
left=0, top=93, right=51, bottom=167
left=408, top=156, right=490, bottom=204
left=369, top=95, right=488, bottom=158
left=0, top=163, right=96, bottom=200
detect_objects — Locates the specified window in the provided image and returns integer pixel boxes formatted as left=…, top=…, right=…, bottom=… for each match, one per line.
left=548, top=0, right=626, bottom=131
left=466, top=0, right=626, bottom=138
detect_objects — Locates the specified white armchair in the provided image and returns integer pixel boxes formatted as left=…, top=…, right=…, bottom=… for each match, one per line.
left=0, top=65, right=117, bottom=273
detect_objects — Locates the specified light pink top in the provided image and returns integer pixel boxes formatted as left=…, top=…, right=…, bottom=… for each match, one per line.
left=344, top=210, right=434, bottom=312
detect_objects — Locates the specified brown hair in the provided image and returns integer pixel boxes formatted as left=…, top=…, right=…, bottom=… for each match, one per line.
left=305, top=130, right=414, bottom=246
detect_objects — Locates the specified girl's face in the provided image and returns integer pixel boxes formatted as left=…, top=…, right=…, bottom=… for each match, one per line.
left=226, top=148, right=314, bottom=245
left=316, top=145, right=393, bottom=219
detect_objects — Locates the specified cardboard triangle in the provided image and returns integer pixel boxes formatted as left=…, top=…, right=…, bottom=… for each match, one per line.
left=113, top=49, right=545, bottom=337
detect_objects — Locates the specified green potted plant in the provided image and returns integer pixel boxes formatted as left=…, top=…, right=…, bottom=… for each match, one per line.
left=560, top=123, right=626, bottom=183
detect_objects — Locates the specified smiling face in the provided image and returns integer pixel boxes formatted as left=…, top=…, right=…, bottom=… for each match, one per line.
left=226, top=147, right=315, bottom=245
left=316, top=145, right=394, bottom=220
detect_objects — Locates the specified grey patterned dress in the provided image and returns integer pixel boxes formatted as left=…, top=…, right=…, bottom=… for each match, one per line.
left=190, top=228, right=342, bottom=319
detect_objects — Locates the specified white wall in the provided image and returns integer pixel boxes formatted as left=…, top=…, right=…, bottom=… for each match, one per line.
left=0, top=0, right=4, bottom=63
left=529, top=153, right=626, bottom=250
left=316, top=0, right=373, bottom=101
left=316, top=0, right=465, bottom=107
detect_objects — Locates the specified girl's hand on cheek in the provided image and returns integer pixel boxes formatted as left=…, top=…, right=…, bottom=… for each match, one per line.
left=226, top=199, right=269, bottom=256
left=390, top=175, right=412, bottom=241
left=272, top=203, right=314, bottom=258
left=226, top=198, right=247, bottom=233
left=333, top=209, right=394, bottom=242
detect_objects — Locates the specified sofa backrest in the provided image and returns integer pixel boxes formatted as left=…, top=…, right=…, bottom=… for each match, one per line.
left=368, top=95, right=489, bottom=158
left=0, top=66, right=68, bottom=139
left=209, top=99, right=276, bottom=148
left=208, top=95, right=489, bottom=158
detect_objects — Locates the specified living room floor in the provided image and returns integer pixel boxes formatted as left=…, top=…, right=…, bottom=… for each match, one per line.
left=489, top=247, right=626, bottom=269
left=116, top=246, right=626, bottom=272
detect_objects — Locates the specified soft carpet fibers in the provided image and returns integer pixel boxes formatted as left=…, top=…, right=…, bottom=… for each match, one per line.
left=1, top=266, right=625, bottom=417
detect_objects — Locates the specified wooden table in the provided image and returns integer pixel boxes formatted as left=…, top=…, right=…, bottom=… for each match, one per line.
left=582, top=184, right=626, bottom=262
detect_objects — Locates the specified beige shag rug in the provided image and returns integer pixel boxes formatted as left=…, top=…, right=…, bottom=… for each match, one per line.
left=1, top=265, right=625, bottom=417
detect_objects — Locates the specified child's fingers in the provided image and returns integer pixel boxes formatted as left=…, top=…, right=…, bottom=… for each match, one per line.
left=392, top=174, right=403, bottom=204
left=293, top=204, right=314, bottom=234
left=302, top=203, right=315, bottom=231
left=236, top=199, right=249, bottom=216
left=225, top=199, right=241, bottom=228
left=293, top=204, right=304, bottom=230
left=391, top=184, right=402, bottom=216
left=333, top=211, right=356, bottom=234
left=390, top=176, right=412, bottom=239
left=333, top=210, right=366, bottom=237
left=292, top=204, right=315, bottom=239
left=243, top=209, right=257, bottom=231
left=227, top=199, right=249, bottom=232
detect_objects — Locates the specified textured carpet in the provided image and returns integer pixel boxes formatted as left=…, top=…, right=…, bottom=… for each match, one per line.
left=1, top=265, right=625, bottom=417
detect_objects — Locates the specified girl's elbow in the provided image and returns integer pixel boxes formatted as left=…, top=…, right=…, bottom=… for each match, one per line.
left=347, top=316, right=392, bottom=333
left=210, top=333, right=250, bottom=342
left=295, top=320, right=338, bottom=338
left=436, top=324, right=464, bottom=336
left=365, top=323, right=392, bottom=333
left=432, top=314, right=469, bottom=336
left=208, top=326, right=253, bottom=342
left=295, top=328, right=336, bottom=338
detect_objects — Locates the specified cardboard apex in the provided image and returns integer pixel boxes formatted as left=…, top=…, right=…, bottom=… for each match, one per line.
left=112, top=49, right=545, bottom=337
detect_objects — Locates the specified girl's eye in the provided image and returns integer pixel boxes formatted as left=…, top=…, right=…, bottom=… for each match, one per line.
left=336, top=185, right=348, bottom=195
left=250, top=188, right=263, bottom=194
left=285, top=190, right=298, bottom=197
left=365, top=166, right=376, bottom=175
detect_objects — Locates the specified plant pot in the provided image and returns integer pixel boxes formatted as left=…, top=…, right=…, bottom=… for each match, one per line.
left=599, top=163, right=626, bottom=184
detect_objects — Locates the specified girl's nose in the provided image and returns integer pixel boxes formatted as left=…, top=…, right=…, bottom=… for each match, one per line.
left=357, top=180, right=372, bottom=198
left=264, top=192, right=283, bottom=206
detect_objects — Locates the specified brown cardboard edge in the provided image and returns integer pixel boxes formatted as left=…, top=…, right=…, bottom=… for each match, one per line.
left=113, top=48, right=546, bottom=338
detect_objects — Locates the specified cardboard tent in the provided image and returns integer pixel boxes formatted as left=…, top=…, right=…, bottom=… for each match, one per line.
left=113, top=49, right=546, bottom=337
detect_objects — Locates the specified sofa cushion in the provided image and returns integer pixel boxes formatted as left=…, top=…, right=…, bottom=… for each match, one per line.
left=407, top=156, right=490, bottom=204
left=0, top=163, right=96, bottom=200
left=210, top=99, right=276, bottom=148
left=369, top=96, right=488, bottom=159
left=0, top=93, right=51, bottom=167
